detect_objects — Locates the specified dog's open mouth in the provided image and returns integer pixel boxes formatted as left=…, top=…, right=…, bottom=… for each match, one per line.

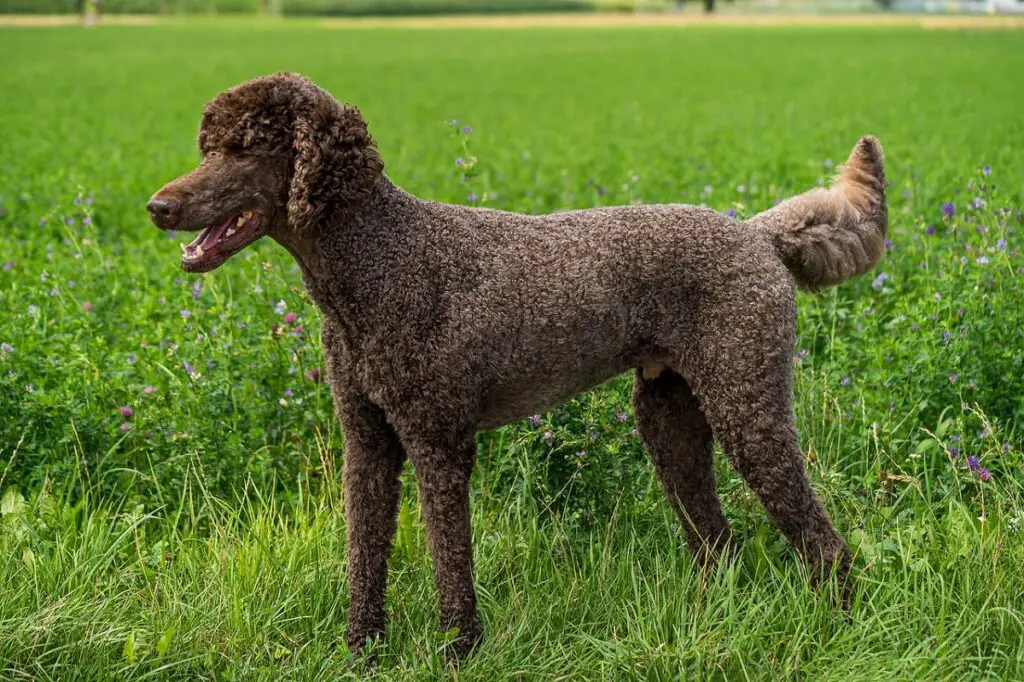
left=180, top=211, right=263, bottom=272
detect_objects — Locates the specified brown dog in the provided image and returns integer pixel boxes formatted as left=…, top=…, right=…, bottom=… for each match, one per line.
left=148, top=72, right=887, bottom=659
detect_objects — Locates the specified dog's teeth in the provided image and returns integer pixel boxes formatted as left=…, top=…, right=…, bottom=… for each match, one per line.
left=236, top=216, right=247, bottom=227
left=242, top=210, right=254, bottom=219
left=226, top=228, right=236, bottom=238
left=195, top=245, right=204, bottom=257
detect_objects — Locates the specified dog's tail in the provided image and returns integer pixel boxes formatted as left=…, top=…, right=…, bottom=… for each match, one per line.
left=746, top=136, right=888, bottom=291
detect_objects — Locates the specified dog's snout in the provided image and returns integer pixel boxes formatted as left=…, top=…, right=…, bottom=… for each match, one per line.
left=146, top=196, right=181, bottom=228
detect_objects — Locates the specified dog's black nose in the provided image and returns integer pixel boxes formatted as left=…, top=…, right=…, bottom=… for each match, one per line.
left=146, top=197, right=181, bottom=226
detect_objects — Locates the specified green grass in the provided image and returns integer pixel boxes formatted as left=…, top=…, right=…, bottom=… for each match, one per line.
left=1, top=22, right=1023, bottom=680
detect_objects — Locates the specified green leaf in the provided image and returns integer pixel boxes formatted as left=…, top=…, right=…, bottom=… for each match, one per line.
left=914, top=438, right=938, bottom=455
left=21, top=546, right=35, bottom=569
left=156, top=626, right=176, bottom=658
left=122, top=632, right=137, bottom=664
left=0, top=488, right=25, bottom=517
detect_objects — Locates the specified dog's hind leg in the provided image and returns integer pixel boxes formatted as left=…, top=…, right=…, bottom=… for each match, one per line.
left=633, top=367, right=732, bottom=567
left=684, top=297, right=852, bottom=597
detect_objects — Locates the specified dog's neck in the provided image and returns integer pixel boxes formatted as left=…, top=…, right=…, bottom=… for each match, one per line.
left=269, top=175, right=421, bottom=342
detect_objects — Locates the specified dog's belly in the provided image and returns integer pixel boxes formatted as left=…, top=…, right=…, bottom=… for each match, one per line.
left=476, top=354, right=645, bottom=431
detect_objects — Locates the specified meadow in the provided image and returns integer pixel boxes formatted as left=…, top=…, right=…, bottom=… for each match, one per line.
left=1, top=20, right=1023, bottom=680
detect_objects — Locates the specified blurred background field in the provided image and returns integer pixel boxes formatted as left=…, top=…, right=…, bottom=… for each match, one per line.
left=4, top=0, right=1024, bottom=17
left=0, top=19, right=1023, bottom=681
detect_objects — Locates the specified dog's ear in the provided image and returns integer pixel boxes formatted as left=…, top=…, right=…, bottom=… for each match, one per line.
left=287, top=102, right=384, bottom=235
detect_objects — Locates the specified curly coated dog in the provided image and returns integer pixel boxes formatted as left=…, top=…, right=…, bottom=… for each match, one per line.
left=147, top=73, right=888, bottom=659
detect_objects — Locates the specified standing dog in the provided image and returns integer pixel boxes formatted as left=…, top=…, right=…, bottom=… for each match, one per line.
left=147, top=73, right=887, bottom=658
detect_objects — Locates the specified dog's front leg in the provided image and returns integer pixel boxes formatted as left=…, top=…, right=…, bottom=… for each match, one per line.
left=407, top=437, right=482, bottom=660
left=338, top=393, right=407, bottom=656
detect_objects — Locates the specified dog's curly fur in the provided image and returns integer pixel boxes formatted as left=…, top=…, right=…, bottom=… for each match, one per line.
left=148, top=73, right=888, bottom=659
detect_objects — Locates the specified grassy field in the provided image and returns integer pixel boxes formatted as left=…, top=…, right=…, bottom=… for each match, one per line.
left=1, top=21, right=1024, bottom=680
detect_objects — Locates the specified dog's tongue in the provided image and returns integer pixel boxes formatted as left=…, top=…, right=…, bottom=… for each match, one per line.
left=188, top=216, right=233, bottom=251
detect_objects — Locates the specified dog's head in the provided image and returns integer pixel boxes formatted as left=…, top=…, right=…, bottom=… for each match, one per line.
left=146, top=72, right=383, bottom=273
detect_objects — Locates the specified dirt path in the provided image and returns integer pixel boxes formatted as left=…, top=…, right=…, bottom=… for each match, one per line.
left=1, top=12, right=1022, bottom=29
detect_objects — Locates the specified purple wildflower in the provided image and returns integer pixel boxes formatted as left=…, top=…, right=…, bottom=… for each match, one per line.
left=83, top=216, right=92, bottom=225
left=65, top=216, right=75, bottom=226
left=884, top=239, right=893, bottom=250
left=28, top=304, right=39, bottom=314
left=183, top=360, right=197, bottom=378
left=997, top=238, right=1007, bottom=250
left=305, top=367, right=321, bottom=383
left=966, top=455, right=980, bottom=471
left=1003, top=443, right=1012, bottom=453
left=143, top=385, right=155, bottom=395
left=840, top=376, right=851, bottom=386
left=461, top=125, right=472, bottom=134
left=120, top=422, right=133, bottom=432
left=971, top=197, right=985, bottom=211
left=180, top=309, right=191, bottom=319
left=978, top=428, right=991, bottom=439
left=950, top=447, right=960, bottom=458
left=948, top=374, right=958, bottom=383
left=982, top=165, right=991, bottom=176
left=82, top=301, right=93, bottom=312
left=120, top=406, right=133, bottom=418
left=284, top=311, right=296, bottom=324
left=284, top=389, right=294, bottom=398
left=467, top=193, right=479, bottom=202
left=291, top=325, right=304, bottom=336
left=2, top=261, right=12, bottom=271
left=191, top=281, right=202, bottom=300
left=976, top=256, right=990, bottom=265
left=127, top=354, right=137, bottom=364
left=726, top=208, right=737, bottom=218
left=933, top=293, right=941, bottom=302
left=942, top=202, right=956, bottom=218
left=926, top=225, right=936, bottom=236
left=871, top=272, right=888, bottom=290
left=576, top=449, right=586, bottom=458
left=25, top=384, right=33, bottom=392
left=978, top=468, right=991, bottom=482
left=615, top=411, right=628, bottom=423
left=274, top=300, right=287, bottom=315
left=455, top=157, right=465, bottom=167
left=1, top=342, right=13, bottom=354
left=528, top=415, right=541, bottom=427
